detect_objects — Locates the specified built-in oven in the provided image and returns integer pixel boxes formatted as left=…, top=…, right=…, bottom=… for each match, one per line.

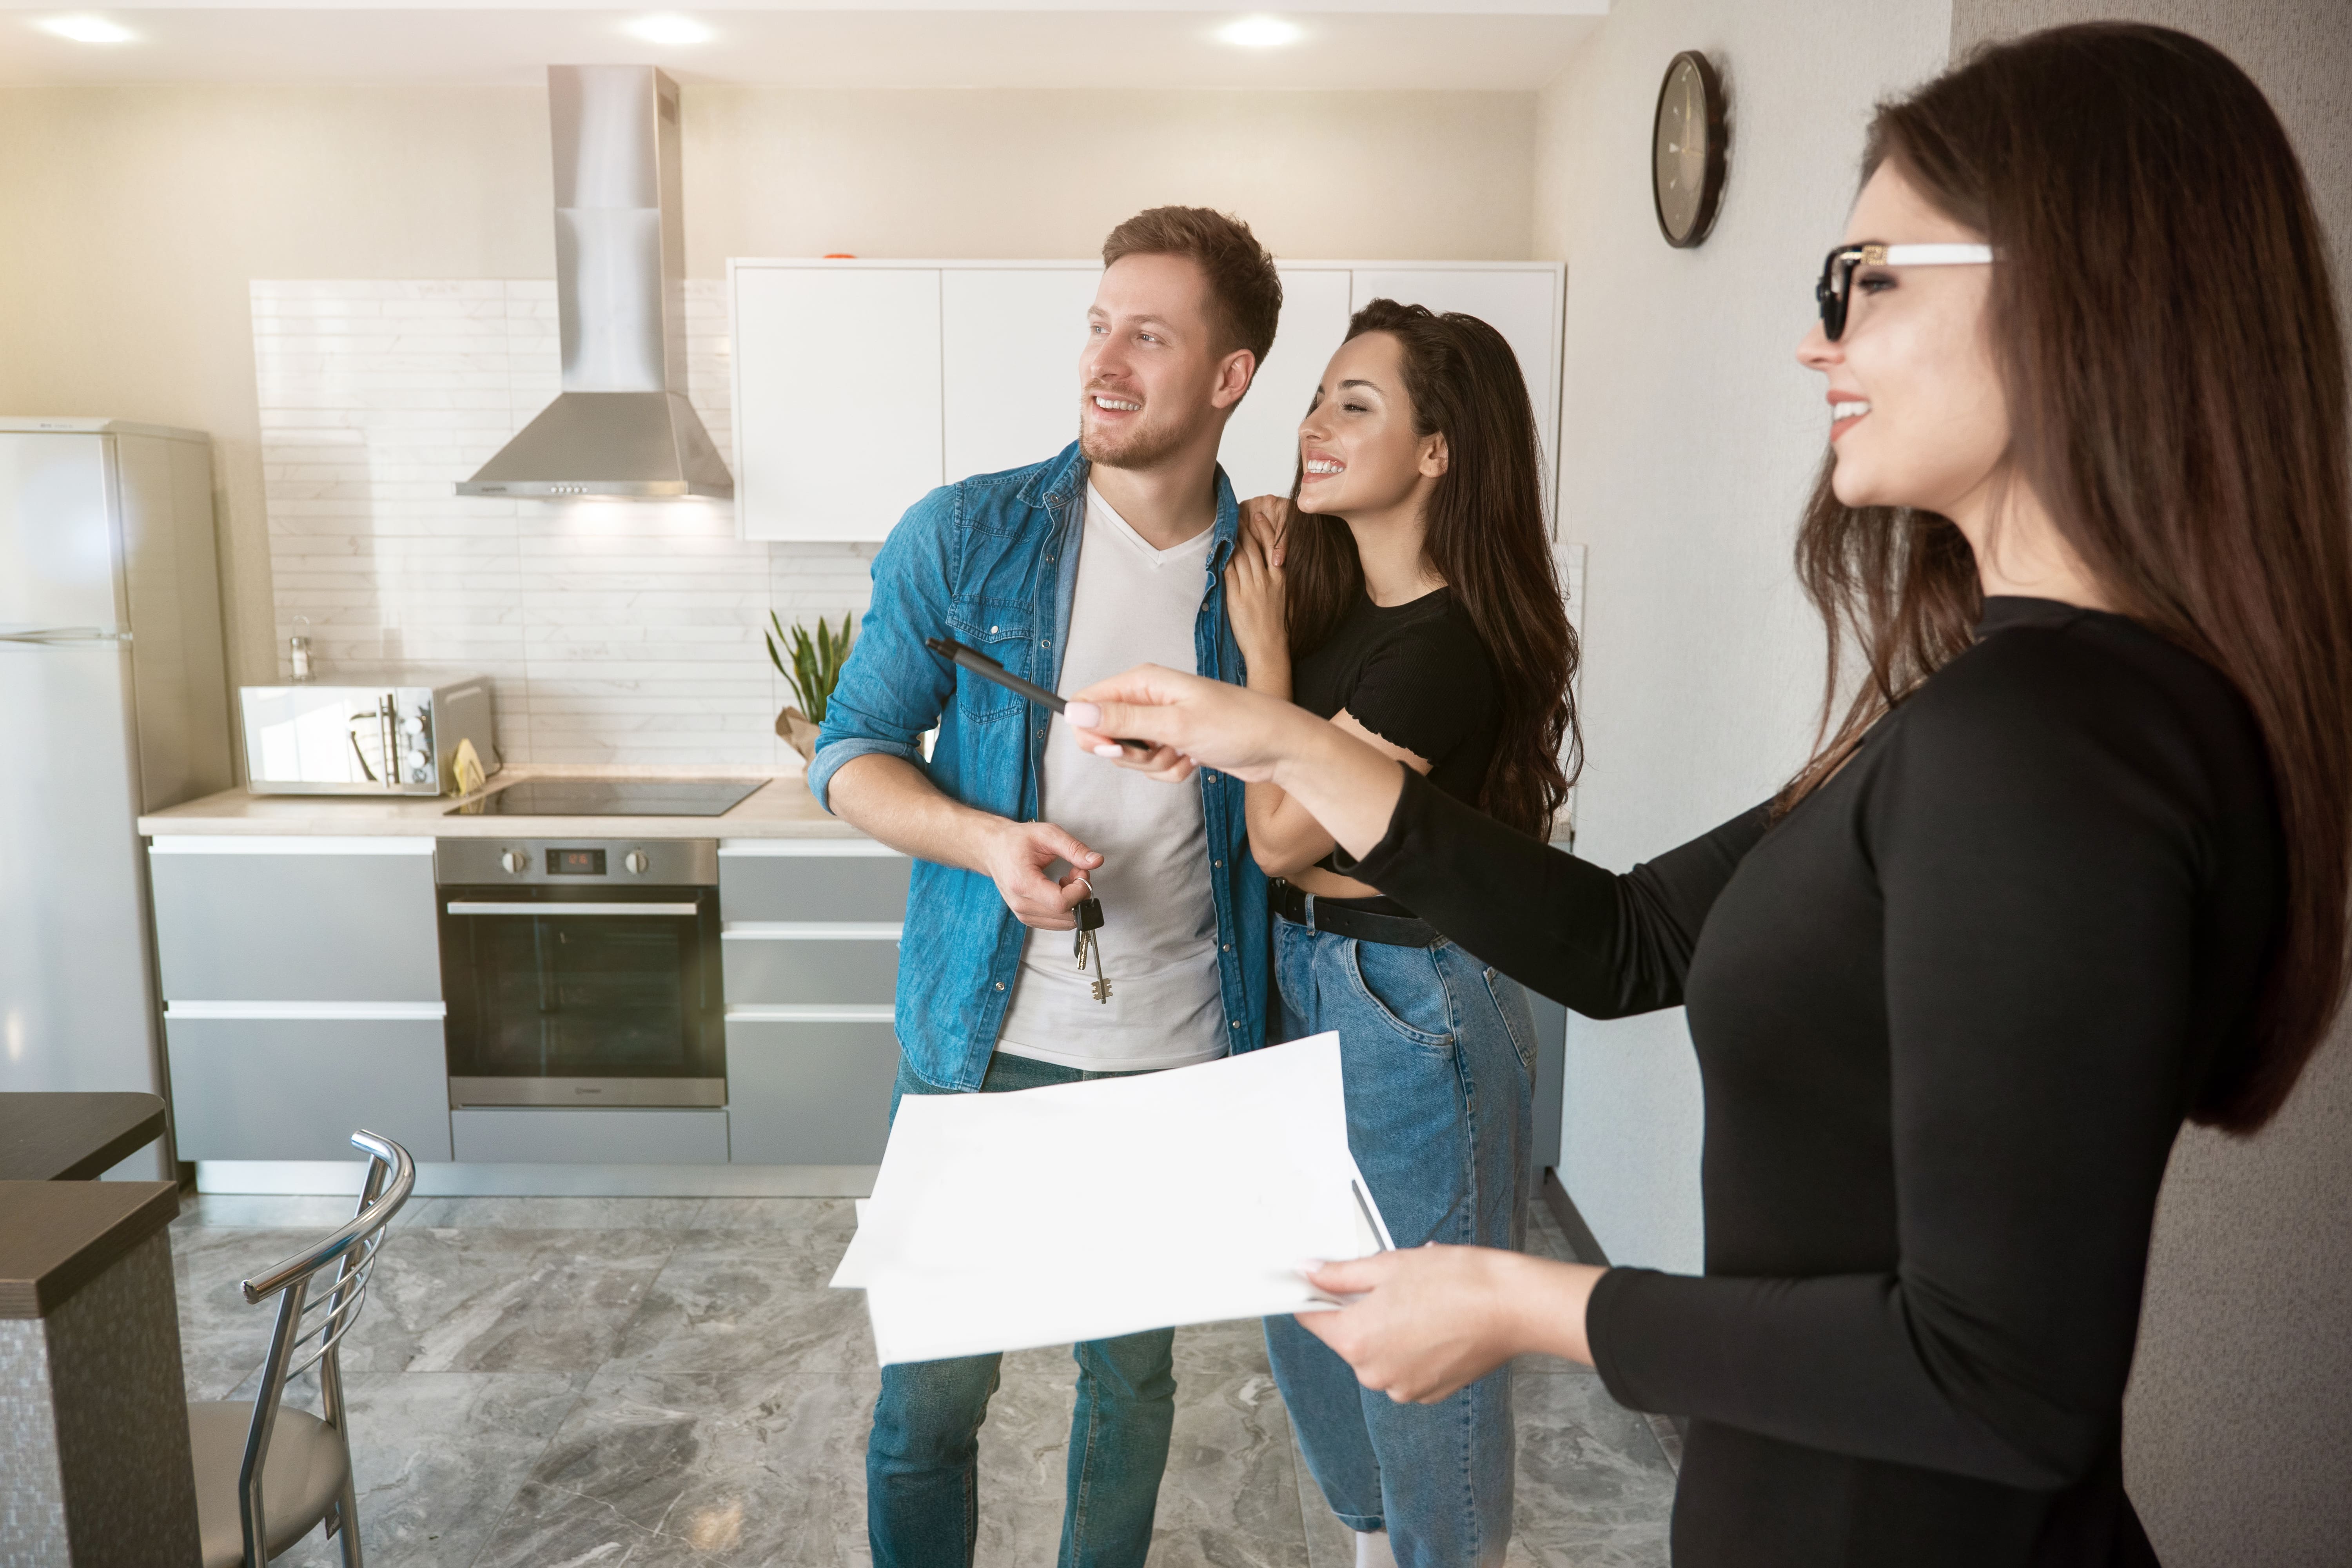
left=436, top=838, right=725, bottom=1107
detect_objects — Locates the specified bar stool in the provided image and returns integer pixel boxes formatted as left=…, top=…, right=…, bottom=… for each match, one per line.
left=185, top=1129, right=414, bottom=1567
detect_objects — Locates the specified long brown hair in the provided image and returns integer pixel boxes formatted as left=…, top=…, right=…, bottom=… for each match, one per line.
left=1281, top=299, right=1580, bottom=838
left=1787, top=23, right=2352, bottom=1133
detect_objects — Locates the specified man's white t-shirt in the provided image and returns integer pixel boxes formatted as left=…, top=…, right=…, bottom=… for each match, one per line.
left=995, top=486, right=1228, bottom=1072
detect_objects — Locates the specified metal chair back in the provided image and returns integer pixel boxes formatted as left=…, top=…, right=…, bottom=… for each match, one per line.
left=232, top=1129, right=414, bottom=1566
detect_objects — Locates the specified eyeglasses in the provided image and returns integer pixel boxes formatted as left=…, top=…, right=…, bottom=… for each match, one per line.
left=1816, top=243, right=1994, bottom=340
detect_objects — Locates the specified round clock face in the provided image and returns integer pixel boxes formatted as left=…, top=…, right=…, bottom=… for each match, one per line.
left=1653, top=52, right=1726, bottom=248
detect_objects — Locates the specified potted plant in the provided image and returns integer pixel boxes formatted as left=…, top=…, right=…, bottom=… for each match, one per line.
left=767, top=610, right=855, bottom=763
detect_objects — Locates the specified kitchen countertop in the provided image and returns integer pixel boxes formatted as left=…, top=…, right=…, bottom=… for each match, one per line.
left=136, top=763, right=869, bottom=840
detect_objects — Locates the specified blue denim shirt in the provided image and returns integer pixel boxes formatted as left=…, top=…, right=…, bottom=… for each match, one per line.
left=808, top=441, right=1271, bottom=1091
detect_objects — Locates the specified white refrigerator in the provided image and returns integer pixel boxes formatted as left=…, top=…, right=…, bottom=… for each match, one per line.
left=0, top=418, right=232, bottom=1178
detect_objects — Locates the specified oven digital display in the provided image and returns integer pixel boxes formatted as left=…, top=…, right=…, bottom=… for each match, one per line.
left=545, top=848, right=607, bottom=877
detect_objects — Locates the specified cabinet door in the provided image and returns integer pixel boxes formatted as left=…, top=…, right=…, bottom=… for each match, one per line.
left=148, top=839, right=440, bottom=1002
left=942, top=267, right=1100, bottom=481
left=721, top=930, right=901, bottom=1006
left=1348, top=268, right=1563, bottom=516
left=734, top=265, right=944, bottom=541
left=718, top=842, right=910, bottom=924
left=165, top=1014, right=453, bottom=1161
left=1217, top=268, right=1354, bottom=503
left=726, top=1018, right=898, bottom=1164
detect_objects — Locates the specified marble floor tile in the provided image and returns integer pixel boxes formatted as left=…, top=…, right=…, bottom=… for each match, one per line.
left=1505, top=1368, right=1676, bottom=1568
left=338, top=1226, right=681, bottom=1374
left=470, top=1367, right=880, bottom=1568
left=403, top=1196, right=708, bottom=1230
left=689, top=1197, right=861, bottom=1237
left=172, top=1227, right=323, bottom=1401
left=1151, top=1325, right=1312, bottom=1568
left=973, top=1345, right=1082, bottom=1568
left=272, top=1370, right=590, bottom=1568
left=607, top=1231, right=874, bottom=1377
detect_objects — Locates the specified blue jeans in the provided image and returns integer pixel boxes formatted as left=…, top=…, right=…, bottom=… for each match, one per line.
left=1264, top=915, right=1537, bottom=1568
left=867, top=1052, right=1177, bottom=1568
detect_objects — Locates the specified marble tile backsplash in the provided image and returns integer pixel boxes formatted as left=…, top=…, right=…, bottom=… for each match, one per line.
left=252, top=279, right=878, bottom=769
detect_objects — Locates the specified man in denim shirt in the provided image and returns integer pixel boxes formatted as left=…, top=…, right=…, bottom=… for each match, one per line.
left=809, top=207, right=1279, bottom=1567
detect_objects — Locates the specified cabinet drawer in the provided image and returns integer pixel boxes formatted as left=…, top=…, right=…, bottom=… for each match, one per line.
left=721, top=930, right=899, bottom=1005
left=726, top=1018, right=898, bottom=1164
left=718, top=844, right=910, bottom=923
left=450, top=1107, right=728, bottom=1164
left=149, top=838, right=439, bottom=1002
left=165, top=1013, right=453, bottom=1161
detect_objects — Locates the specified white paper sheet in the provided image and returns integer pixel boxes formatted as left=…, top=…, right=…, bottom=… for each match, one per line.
left=831, top=1033, right=1389, bottom=1365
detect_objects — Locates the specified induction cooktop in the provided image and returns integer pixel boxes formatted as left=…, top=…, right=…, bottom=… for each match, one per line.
left=446, top=779, right=766, bottom=817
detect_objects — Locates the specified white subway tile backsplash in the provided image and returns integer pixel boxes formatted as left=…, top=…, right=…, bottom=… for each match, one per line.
left=253, top=278, right=878, bottom=769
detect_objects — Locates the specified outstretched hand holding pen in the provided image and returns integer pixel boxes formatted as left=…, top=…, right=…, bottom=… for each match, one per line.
left=1063, top=664, right=1406, bottom=859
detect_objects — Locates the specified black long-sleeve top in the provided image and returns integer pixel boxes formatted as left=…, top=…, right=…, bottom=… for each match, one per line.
left=1345, top=598, right=2283, bottom=1567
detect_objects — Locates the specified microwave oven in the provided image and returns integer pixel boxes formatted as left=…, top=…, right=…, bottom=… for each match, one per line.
left=240, top=675, right=500, bottom=796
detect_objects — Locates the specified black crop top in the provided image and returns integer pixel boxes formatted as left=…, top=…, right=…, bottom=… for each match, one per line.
left=1290, top=588, right=1501, bottom=902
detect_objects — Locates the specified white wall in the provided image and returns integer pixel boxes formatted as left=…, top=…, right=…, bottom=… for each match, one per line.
left=1532, top=0, right=1953, bottom=1272
left=1942, top=9, right=2352, bottom=1561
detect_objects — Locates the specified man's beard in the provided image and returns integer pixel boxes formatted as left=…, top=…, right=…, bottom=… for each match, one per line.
left=1078, top=397, right=1191, bottom=471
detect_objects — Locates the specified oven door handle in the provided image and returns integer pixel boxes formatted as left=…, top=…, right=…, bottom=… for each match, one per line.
left=444, top=902, right=704, bottom=916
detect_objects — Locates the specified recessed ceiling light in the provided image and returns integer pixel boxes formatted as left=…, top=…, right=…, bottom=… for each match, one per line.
left=624, top=14, right=713, bottom=47
left=38, top=15, right=135, bottom=45
left=1217, top=15, right=1303, bottom=49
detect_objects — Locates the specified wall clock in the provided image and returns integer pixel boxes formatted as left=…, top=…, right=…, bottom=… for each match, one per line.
left=1652, top=50, right=1728, bottom=248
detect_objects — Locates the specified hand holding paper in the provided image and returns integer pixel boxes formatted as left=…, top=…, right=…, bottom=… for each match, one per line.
left=832, top=1033, right=1390, bottom=1366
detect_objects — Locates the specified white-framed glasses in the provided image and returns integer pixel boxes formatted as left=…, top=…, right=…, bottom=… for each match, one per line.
left=1816, top=243, right=1994, bottom=339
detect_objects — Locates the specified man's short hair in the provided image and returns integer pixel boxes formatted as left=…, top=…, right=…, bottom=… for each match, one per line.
left=1100, top=207, right=1283, bottom=369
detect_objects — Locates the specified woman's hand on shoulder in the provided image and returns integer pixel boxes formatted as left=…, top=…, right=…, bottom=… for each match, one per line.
left=1224, top=495, right=1292, bottom=677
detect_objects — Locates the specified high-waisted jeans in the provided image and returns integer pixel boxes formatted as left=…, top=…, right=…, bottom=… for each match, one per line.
left=1264, top=913, right=1537, bottom=1568
left=866, top=1052, right=1175, bottom=1568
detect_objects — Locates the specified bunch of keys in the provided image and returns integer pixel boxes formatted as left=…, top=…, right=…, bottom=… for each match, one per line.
left=1072, top=892, right=1112, bottom=1004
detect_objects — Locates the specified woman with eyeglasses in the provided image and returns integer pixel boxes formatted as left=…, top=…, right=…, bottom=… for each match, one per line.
left=1060, top=24, right=2352, bottom=1566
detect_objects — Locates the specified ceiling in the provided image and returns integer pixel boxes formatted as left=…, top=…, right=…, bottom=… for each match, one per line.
left=0, top=3, right=1608, bottom=89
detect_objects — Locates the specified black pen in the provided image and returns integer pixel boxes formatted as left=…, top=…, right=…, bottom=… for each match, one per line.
left=924, top=637, right=1156, bottom=753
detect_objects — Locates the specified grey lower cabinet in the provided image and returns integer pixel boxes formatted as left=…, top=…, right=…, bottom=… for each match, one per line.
left=717, top=841, right=909, bottom=1165
left=148, top=837, right=451, bottom=1164
left=725, top=1019, right=900, bottom=1164
left=148, top=839, right=440, bottom=1001
left=165, top=1016, right=454, bottom=1161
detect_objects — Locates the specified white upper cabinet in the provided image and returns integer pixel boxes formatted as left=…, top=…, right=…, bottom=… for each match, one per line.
left=1219, top=268, right=1353, bottom=505
left=940, top=265, right=1100, bottom=483
left=734, top=264, right=944, bottom=542
left=730, top=258, right=1562, bottom=542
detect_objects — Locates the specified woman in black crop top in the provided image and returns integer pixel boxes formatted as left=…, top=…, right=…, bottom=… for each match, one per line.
left=1070, top=25, right=2352, bottom=1568
left=1219, top=299, right=1578, bottom=1567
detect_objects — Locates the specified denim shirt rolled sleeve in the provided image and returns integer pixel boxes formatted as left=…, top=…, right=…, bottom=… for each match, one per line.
left=807, top=484, right=960, bottom=811
left=808, top=441, right=1271, bottom=1093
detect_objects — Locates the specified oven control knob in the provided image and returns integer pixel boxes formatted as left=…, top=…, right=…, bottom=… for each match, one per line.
left=499, top=849, right=526, bottom=875
left=624, top=850, right=649, bottom=875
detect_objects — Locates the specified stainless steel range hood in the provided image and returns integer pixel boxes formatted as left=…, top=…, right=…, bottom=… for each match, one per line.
left=459, top=65, right=732, bottom=501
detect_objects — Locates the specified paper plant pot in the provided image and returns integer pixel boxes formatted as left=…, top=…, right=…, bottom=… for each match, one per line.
left=777, top=707, right=822, bottom=761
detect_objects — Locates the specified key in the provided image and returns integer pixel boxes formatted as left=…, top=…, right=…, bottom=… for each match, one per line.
left=1071, top=896, right=1111, bottom=1004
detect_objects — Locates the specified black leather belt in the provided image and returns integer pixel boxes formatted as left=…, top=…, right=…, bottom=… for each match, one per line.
left=1270, top=878, right=1440, bottom=948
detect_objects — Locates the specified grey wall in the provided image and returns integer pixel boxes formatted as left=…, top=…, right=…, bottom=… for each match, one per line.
left=1945, top=8, right=2352, bottom=1561
left=1532, top=0, right=1953, bottom=1273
